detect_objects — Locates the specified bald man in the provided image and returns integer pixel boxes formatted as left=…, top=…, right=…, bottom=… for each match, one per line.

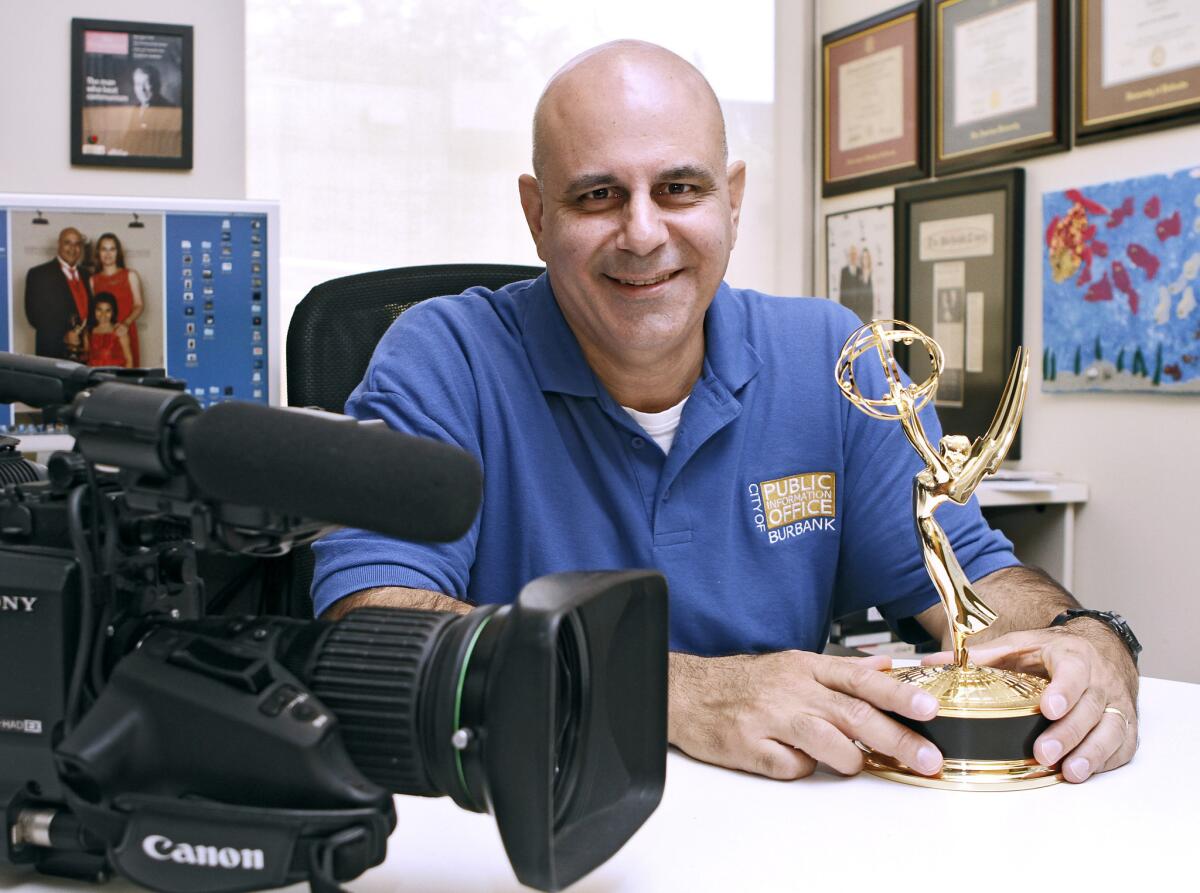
left=314, top=42, right=1139, bottom=784
left=25, top=228, right=90, bottom=359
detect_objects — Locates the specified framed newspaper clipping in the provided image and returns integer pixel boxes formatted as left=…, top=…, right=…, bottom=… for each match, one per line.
left=71, top=19, right=194, bottom=169
left=894, top=169, right=1025, bottom=456
left=1077, top=0, right=1200, bottom=143
left=934, top=0, right=1069, bottom=174
left=822, top=2, right=929, bottom=197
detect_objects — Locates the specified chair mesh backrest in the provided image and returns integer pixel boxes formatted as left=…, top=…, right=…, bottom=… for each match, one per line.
left=286, top=263, right=544, bottom=412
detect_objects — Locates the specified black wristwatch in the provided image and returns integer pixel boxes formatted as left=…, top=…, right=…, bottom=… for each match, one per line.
left=1050, top=609, right=1142, bottom=664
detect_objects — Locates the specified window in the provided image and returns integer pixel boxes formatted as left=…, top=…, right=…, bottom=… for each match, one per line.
left=247, top=0, right=776, bottom=333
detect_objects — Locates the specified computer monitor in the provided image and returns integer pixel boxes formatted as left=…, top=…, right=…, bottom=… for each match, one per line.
left=0, top=193, right=280, bottom=453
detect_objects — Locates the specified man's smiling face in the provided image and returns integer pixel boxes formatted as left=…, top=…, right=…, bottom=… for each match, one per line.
left=520, top=45, right=745, bottom=371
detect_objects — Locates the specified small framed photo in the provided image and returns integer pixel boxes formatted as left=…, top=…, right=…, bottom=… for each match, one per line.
left=822, top=1, right=929, bottom=197
left=894, top=169, right=1025, bottom=454
left=825, top=204, right=894, bottom=322
left=934, top=0, right=1069, bottom=175
left=71, top=18, right=194, bottom=169
left=1076, top=0, right=1200, bottom=143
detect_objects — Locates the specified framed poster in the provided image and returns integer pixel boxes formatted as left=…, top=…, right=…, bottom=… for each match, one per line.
left=1077, top=0, right=1200, bottom=143
left=825, top=204, right=894, bottom=322
left=822, top=2, right=928, bottom=197
left=71, top=19, right=194, bottom=169
left=1042, top=165, right=1200, bottom=393
left=934, top=0, right=1069, bottom=174
left=895, top=169, right=1025, bottom=453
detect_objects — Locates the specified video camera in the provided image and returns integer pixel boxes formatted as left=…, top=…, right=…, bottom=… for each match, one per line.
left=0, top=353, right=667, bottom=893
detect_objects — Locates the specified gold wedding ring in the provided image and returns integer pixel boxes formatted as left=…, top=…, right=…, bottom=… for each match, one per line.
left=1103, top=706, right=1130, bottom=729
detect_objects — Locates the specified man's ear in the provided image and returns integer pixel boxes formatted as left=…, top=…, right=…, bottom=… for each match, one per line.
left=518, top=174, right=547, bottom=261
left=726, top=161, right=747, bottom=242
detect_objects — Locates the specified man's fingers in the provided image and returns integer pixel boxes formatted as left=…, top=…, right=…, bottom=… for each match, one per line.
left=922, top=636, right=1045, bottom=675
left=1059, top=709, right=1128, bottom=783
left=1034, top=684, right=1105, bottom=767
left=1037, top=640, right=1093, bottom=719
left=750, top=740, right=817, bottom=781
left=821, top=690, right=943, bottom=776
left=812, top=656, right=939, bottom=720
left=781, top=714, right=864, bottom=776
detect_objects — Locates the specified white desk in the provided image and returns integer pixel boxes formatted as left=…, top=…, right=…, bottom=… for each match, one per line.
left=5, top=675, right=1193, bottom=892
left=977, top=477, right=1088, bottom=590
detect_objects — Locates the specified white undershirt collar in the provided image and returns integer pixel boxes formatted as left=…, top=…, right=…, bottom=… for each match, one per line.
left=621, top=395, right=689, bottom=454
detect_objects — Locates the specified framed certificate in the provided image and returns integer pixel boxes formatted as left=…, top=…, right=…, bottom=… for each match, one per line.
left=822, top=2, right=929, bottom=197
left=825, top=204, right=895, bottom=323
left=1077, top=0, right=1200, bottom=143
left=934, top=0, right=1069, bottom=174
left=894, top=170, right=1025, bottom=454
left=71, top=19, right=194, bottom=169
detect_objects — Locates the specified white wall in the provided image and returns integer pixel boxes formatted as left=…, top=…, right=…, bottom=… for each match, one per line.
left=775, top=0, right=815, bottom=294
left=0, top=0, right=245, bottom=198
left=818, top=1, right=1197, bottom=683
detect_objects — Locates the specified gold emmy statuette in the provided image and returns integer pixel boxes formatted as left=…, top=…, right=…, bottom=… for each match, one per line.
left=835, top=320, right=1061, bottom=791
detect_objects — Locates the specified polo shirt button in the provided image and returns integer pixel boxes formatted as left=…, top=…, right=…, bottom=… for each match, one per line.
left=662, top=489, right=671, bottom=501
left=631, top=436, right=645, bottom=449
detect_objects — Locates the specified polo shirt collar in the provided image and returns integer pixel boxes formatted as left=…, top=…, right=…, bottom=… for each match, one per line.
left=702, top=281, right=761, bottom=393
left=521, top=274, right=761, bottom=398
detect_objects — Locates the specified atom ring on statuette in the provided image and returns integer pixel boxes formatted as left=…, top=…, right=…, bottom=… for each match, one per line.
left=834, top=319, right=945, bottom=420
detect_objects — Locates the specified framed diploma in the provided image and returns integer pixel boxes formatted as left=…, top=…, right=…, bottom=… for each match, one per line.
left=825, top=204, right=895, bottom=322
left=822, top=2, right=929, bottom=197
left=894, top=169, right=1024, bottom=454
left=934, top=0, right=1069, bottom=174
left=1077, top=0, right=1200, bottom=143
left=71, top=19, right=194, bottom=169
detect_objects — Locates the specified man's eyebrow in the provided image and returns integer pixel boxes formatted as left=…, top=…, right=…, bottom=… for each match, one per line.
left=657, top=165, right=716, bottom=185
left=562, top=172, right=618, bottom=197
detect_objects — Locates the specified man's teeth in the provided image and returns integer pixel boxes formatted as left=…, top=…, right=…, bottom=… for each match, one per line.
left=617, top=273, right=672, bottom=286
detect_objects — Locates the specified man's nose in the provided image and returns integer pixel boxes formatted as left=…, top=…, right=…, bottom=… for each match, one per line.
left=615, top=192, right=668, bottom=256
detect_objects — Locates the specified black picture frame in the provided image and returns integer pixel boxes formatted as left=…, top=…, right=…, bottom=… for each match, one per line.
left=822, top=1, right=929, bottom=197
left=934, top=0, right=1070, bottom=175
left=894, top=169, right=1025, bottom=456
left=1076, top=0, right=1200, bottom=144
left=70, top=18, right=194, bottom=170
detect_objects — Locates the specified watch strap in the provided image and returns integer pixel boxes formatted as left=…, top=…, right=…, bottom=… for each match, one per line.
left=1050, top=608, right=1142, bottom=664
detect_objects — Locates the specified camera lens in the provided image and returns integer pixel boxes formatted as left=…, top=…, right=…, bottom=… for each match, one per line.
left=551, top=616, right=585, bottom=829
left=280, top=570, right=667, bottom=891
left=301, top=607, right=474, bottom=797
left=300, top=603, right=590, bottom=828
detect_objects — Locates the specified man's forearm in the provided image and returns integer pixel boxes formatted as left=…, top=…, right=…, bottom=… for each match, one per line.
left=320, top=586, right=472, bottom=620
left=971, top=565, right=1138, bottom=693
left=970, top=565, right=1078, bottom=642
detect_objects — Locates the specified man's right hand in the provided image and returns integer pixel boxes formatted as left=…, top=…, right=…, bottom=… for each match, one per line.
left=668, top=650, right=944, bottom=780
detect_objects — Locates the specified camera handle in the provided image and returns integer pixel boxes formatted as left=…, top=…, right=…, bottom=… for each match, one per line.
left=63, top=790, right=393, bottom=893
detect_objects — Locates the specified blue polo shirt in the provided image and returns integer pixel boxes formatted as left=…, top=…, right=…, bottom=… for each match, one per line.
left=311, top=275, right=1019, bottom=656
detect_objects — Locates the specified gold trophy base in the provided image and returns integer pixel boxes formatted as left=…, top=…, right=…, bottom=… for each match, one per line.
left=863, top=664, right=1063, bottom=792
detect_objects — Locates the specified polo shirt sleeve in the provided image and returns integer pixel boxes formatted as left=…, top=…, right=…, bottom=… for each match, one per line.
left=830, top=332, right=1021, bottom=642
left=310, top=300, right=483, bottom=617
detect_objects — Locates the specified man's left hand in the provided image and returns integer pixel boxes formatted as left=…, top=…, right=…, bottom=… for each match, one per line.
left=921, top=628, right=1138, bottom=783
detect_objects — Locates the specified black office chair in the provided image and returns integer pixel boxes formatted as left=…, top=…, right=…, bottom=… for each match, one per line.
left=273, top=263, right=544, bottom=617
left=286, top=263, right=544, bottom=414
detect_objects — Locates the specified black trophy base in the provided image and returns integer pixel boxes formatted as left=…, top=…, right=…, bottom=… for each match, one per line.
left=863, top=664, right=1064, bottom=791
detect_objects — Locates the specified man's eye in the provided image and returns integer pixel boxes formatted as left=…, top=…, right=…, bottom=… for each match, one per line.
left=664, top=183, right=693, bottom=194
left=582, top=188, right=614, bottom=201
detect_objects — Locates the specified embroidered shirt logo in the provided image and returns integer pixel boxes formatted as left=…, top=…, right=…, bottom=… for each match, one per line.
left=747, top=472, right=837, bottom=544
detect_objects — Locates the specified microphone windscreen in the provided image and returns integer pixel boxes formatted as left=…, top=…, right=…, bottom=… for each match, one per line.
left=181, top=402, right=482, bottom=542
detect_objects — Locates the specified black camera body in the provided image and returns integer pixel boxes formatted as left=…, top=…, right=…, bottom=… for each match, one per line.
left=0, top=355, right=668, bottom=893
